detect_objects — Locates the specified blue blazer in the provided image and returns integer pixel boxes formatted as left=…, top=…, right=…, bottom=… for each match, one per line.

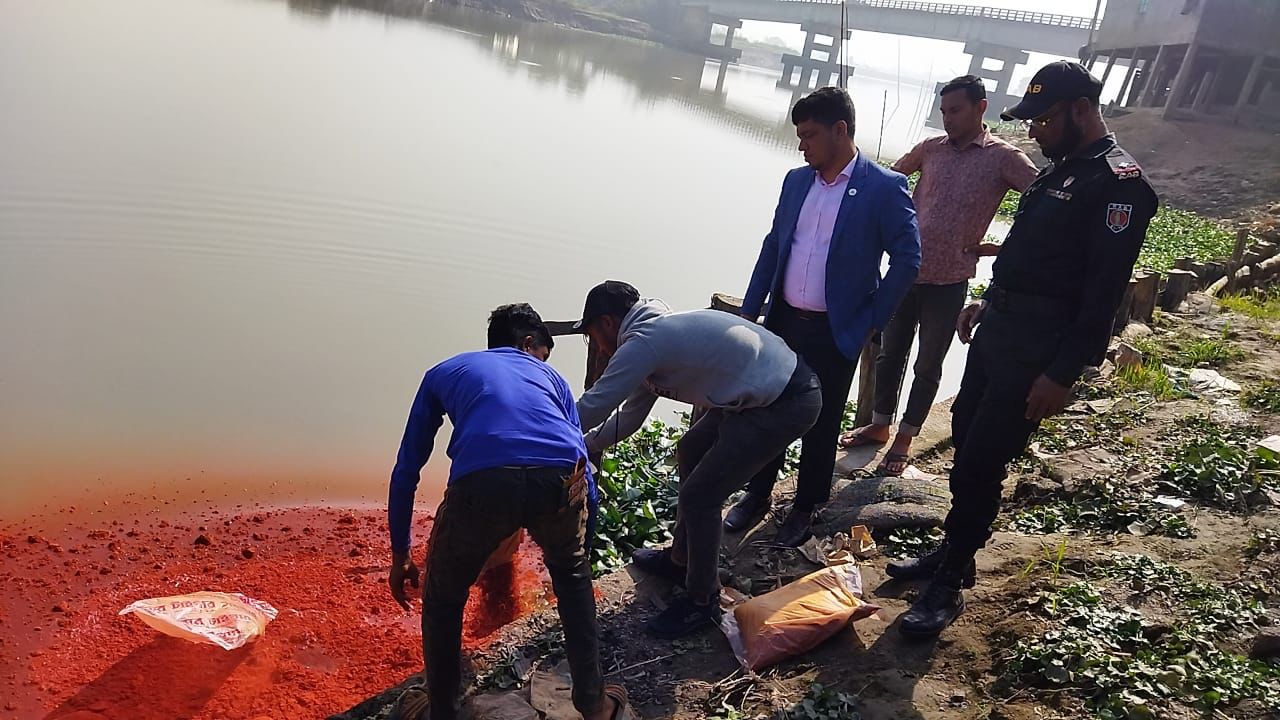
left=742, top=153, right=921, bottom=360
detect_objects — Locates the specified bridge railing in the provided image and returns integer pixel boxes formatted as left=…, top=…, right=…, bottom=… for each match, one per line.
left=778, top=0, right=1099, bottom=29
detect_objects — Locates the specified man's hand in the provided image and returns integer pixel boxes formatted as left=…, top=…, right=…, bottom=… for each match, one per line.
left=956, top=300, right=987, bottom=344
left=1025, top=374, right=1070, bottom=422
left=963, top=242, right=1002, bottom=257
left=389, top=553, right=420, bottom=611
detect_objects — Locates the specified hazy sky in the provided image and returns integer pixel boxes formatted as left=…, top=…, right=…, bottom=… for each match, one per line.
left=736, top=0, right=1114, bottom=101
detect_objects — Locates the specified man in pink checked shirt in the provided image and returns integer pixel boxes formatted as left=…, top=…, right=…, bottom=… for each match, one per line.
left=734, top=87, right=921, bottom=547
left=840, top=75, right=1040, bottom=478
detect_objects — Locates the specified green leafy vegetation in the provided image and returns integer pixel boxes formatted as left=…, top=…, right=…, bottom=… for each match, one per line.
left=591, top=419, right=682, bottom=574
left=879, top=526, right=944, bottom=559
left=1002, top=554, right=1280, bottom=719
left=997, top=189, right=1020, bottom=218
left=1138, top=206, right=1243, bottom=273
left=781, top=683, right=861, bottom=720
left=591, top=405, right=858, bottom=574
left=1008, top=476, right=1194, bottom=539
left=1245, top=528, right=1280, bottom=559
left=1242, top=379, right=1280, bottom=413
left=1158, top=417, right=1280, bottom=512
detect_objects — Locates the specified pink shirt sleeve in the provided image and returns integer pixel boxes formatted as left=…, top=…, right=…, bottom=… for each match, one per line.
left=1002, top=147, right=1041, bottom=192
left=891, top=140, right=926, bottom=176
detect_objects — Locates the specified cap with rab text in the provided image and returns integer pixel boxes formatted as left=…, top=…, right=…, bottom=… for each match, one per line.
left=1000, top=60, right=1103, bottom=121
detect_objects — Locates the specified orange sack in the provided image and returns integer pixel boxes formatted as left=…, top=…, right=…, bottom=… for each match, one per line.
left=728, top=564, right=880, bottom=671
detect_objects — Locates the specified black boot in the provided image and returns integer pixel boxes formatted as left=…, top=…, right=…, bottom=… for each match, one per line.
left=886, top=542, right=976, bottom=588
left=723, top=492, right=770, bottom=533
left=898, top=554, right=969, bottom=639
left=773, top=505, right=816, bottom=548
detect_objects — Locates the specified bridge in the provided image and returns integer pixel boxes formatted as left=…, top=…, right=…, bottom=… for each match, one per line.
left=675, top=0, right=1098, bottom=120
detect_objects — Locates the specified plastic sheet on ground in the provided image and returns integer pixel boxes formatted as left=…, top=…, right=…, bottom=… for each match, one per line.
left=720, top=564, right=880, bottom=671
left=797, top=525, right=877, bottom=566
left=119, top=591, right=279, bottom=650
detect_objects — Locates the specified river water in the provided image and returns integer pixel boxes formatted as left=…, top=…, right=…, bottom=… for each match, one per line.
left=0, top=0, right=1007, bottom=519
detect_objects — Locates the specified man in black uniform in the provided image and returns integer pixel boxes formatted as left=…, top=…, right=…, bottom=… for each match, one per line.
left=894, top=61, right=1159, bottom=638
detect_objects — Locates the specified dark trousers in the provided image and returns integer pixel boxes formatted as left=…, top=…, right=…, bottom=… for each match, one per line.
left=422, top=467, right=603, bottom=720
left=873, top=281, right=969, bottom=434
left=672, top=363, right=822, bottom=601
left=747, top=303, right=858, bottom=510
left=944, top=309, right=1062, bottom=558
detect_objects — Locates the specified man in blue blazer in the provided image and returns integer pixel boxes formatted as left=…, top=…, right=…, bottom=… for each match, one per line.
left=730, top=87, right=922, bottom=546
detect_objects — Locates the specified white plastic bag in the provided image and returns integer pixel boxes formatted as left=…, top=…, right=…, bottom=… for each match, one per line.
left=119, top=591, right=279, bottom=650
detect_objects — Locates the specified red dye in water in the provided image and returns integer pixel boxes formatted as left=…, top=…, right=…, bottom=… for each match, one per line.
left=0, top=507, right=549, bottom=720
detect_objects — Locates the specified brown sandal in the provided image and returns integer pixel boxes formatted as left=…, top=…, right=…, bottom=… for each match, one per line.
left=392, top=684, right=430, bottom=720
left=876, top=452, right=910, bottom=477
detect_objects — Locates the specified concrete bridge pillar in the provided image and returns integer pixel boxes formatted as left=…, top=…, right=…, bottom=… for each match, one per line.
left=929, top=42, right=1029, bottom=125
left=778, top=24, right=853, bottom=92
left=703, top=14, right=743, bottom=63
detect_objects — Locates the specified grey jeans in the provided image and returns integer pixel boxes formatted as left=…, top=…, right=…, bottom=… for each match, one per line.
left=873, top=281, right=969, bottom=435
left=669, top=362, right=822, bottom=602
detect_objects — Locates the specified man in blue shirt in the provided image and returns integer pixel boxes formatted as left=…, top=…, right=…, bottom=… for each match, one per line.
left=386, top=304, right=628, bottom=720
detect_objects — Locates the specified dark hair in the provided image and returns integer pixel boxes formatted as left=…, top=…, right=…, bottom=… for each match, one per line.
left=791, top=87, right=856, bottom=135
left=487, top=303, right=554, bottom=351
left=940, top=75, right=986, bottom=104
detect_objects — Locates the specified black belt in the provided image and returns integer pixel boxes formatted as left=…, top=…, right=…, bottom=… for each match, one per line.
left=984, top=286, right=1074, bottom=319
left=780, top=302, right=827, bottom=321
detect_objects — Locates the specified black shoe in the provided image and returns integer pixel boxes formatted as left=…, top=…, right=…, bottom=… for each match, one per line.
left=724, top=492, right=769, bottom=533
left=773, top=506, right=815, bottom=548
left=898, top=579, right=965, bottom=639
left=631, top=547, right=686, bottom=587
left=885, top=543, right=977, bottom=588
left=646, top=595, right=722, bottom=639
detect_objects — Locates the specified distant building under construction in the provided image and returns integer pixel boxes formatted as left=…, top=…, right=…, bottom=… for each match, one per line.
left=1084, top=0, right=1280, bottom=124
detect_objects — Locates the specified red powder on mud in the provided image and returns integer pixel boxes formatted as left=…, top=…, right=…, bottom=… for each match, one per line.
left=0, top=507, right=549, bottom=720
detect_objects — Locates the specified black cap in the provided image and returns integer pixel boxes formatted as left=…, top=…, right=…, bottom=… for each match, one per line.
left=573, top=281, right=640, bottom=332
left=1000, top=61, right=1103, bottom=121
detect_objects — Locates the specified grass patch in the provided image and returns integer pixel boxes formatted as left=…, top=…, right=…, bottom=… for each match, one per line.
left=1111, top=362, right=1183, bottom=400
left=1177, top=336, right=1244, bottom=367
left=1130, top=331, right=1244, bottom=369
left=1220, top=288, right=1280, bottom=320
left=1002, top=554, right=1280, bottom=719
left=1242, top=379, right=1280, bottom=413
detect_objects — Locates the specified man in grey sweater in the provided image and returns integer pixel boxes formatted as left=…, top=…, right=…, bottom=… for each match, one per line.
left=575, top=281, right=822, bottom=639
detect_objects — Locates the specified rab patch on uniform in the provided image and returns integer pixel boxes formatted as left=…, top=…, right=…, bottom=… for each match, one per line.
left=1106, top=203, right=1133, bottom=233
left=1112, top=161, right=1142, bottom=180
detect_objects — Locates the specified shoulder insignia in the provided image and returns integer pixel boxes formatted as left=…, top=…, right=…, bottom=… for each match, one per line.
left=1107, top=203, right=1133, bottom=233
left=1106, top=148, right=1143, bottom=180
